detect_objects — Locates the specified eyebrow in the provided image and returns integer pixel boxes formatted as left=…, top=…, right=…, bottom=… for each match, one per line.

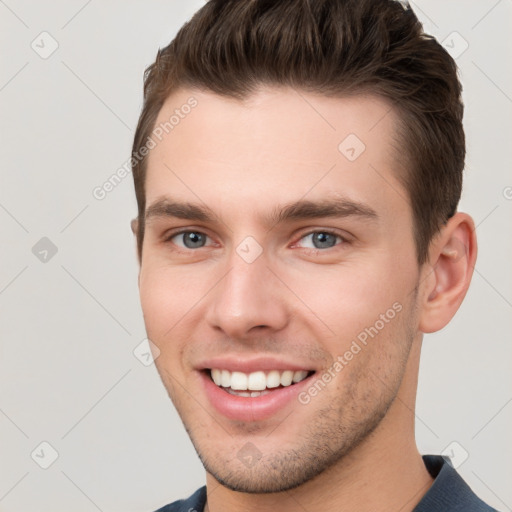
left=145, top=199, right=214, bottom=223
left=268, top=198, right=378, bottom=226
left=144, top=197, right=378, bottom=227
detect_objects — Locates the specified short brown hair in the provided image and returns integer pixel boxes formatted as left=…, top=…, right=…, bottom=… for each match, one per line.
left=131, top=0, right=465, bottom=264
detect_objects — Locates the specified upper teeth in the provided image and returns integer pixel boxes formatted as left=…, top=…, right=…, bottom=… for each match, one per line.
left=210, top=369, right=309, bottom=390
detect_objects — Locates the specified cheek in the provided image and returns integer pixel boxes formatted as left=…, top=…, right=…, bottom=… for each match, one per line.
left=318, top=301, right=413, bottom=415
left=139, top=274, right=189, bottom=368
left=283, top=259, right=404, bottom=338
left=139, top=266, right=201, bottom=386
left=139, top=262, right=206, bottom=335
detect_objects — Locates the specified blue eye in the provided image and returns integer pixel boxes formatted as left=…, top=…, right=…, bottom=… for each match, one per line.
left=298, top=231, right=342, bottom=249
left=171, top=231, right=210, bottom=249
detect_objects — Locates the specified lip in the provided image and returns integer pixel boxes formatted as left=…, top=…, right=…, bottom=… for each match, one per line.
left=198, top=368, right=315, bottom=422
left=197, top=356, right=315, bottom=374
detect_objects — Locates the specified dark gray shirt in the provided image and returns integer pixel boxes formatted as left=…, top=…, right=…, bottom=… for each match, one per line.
left=154, top=455, right=498, bottom=511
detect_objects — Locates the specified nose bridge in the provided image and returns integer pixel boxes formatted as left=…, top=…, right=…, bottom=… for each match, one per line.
left=206, top=245, right=288, bottom=337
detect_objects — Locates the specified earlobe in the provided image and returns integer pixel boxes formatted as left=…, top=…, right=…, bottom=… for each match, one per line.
left=419, top=212, right=478, bottom=333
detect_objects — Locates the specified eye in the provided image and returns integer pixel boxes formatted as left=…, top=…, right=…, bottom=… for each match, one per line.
left=169, top=231, right=212, bottom=249
left=296, top=231, right=343, bottom=250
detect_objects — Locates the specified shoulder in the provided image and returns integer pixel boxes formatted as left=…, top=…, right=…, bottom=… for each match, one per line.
left=414, top=455, right=499, bottom=512
left=152, top=486, right=206, bottom=512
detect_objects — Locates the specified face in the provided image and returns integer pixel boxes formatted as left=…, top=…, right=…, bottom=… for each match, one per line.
left=138, top=87, right=425, bottom=492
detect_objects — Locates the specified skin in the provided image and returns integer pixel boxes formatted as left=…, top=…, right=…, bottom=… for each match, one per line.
left=134, top=87, right=477, bottom=512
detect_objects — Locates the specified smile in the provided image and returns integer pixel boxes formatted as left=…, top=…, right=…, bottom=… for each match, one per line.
left=209, top=369, right=312, bottom=397
left=200, top=365, right=316, bottom=421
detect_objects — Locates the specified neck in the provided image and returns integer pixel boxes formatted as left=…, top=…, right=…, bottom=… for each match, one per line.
left=205, top=340, right=433, bottom=512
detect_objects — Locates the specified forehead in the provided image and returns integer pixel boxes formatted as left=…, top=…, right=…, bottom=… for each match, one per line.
left=144, top=86, right=409, bottom=220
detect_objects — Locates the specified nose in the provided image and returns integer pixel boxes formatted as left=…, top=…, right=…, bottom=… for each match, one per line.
left=205, top=249, right=289, bottom=340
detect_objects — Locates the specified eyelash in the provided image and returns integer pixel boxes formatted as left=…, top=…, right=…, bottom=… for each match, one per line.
left=164, top=229, right=349, bottom=252
left=164, top=229, right=216, bottom=250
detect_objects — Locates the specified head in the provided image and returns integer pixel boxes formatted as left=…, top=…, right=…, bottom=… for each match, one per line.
left=131, top=0, right=476, bottom=494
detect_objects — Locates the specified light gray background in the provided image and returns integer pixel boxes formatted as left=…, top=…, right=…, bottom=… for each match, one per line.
left=0, top=1, right=511, bottom=511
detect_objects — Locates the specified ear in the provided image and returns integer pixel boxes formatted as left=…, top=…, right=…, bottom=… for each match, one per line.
left=131, top=218, right=141, bottom=269
left=418, top=212, right=478, bottom=334
left=131, top=218, right=138, bottom=234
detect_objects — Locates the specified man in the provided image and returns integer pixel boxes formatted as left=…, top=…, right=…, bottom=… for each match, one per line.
left=130, top=0, right=497, bottom=510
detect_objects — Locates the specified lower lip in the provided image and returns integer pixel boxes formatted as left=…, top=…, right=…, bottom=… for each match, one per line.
left=199, top=371, right=314, bottom=422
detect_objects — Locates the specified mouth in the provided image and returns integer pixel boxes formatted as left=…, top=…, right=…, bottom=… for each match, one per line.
left=198, top=366, right=317, bottom=422
left=207, top=368, right=315, bottom=397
